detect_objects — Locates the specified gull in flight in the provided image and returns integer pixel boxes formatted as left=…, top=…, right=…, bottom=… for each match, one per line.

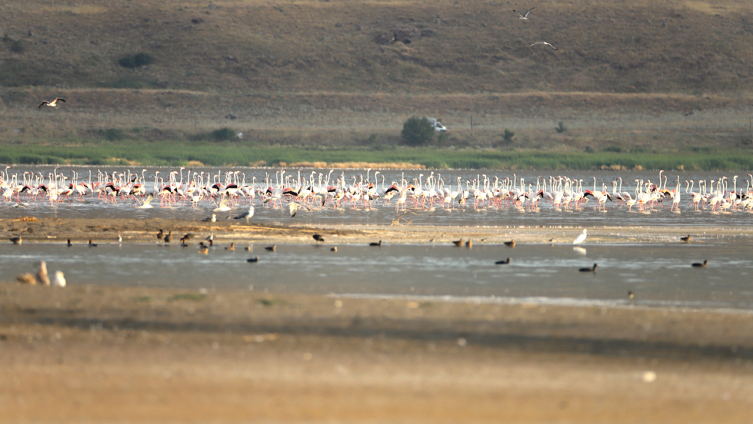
left=288, top=202, right=310, bottom=218
left=529, top=41, right=557, bottom=50
left=514, top=7, right=534, bottom=19
left=39, top=97, right=66, bottom=108
left=136, top=193, right=154, bottom=209
left=213, top=195, right=231, bottom=212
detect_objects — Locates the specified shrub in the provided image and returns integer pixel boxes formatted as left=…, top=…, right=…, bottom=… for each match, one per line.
left=104, top=128, right=126, bottom=141
left=555, top=122, right=567, bottom=133
left=502, top=129, right=515, bottom=145
left=118, top=52, right=153, bottom=68
left=10, top=40, right=24, bottom=54
left=211, top=127, right=237, bottom=141
left=401, top=116, right=434, bottom=145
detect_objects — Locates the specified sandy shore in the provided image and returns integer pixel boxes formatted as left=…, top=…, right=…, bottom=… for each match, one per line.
left=3, top=217, right=753, bottom=422
left=3, top=216, right=752, bottom=245
left=2, top=284, right=753, bottom=423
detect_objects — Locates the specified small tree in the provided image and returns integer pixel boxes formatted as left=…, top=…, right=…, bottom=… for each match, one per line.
left=401, top=116, right=435, bottom=145
left=555, top=121, right=567, bottom=133
left=502, top=129, right=515, bottom=145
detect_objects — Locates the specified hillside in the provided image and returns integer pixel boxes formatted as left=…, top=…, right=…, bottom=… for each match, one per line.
left=2, top=0, right=753, bottom=94
left=1, top=0, right=753, bottom=163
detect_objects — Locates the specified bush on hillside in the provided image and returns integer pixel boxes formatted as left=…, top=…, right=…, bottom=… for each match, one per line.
left=401, top=116, right=434, bottom=145
left=211, top=127, right=237, bottom=141
left=118, top=52, right=153, bottom=68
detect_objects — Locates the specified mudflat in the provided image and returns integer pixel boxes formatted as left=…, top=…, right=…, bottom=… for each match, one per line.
left=3, top=218, right=753, bottom=422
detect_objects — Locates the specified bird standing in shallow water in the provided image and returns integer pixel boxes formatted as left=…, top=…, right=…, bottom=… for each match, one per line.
left=89, top=239, right=97, bottom=247
left=466, top=240, right=473, bottom=249
left=164, top=231, right=172, bottom=243
left=247, top=257, right=259, bottom=263
left=157, top=229, right=164, bottom=240
left=265, top=245, right=277, bottom=252
left=573, top=229, right=588, bottom=245
left=10, top=236, right=22, bottom=245
left=313, top=234, right=325, bottom=243
left=225, top=243, right=235, bottom=251
left=331, top=247, right=338, bottom=252
left=495, top=258, right=511, bottom=265
left=369, top=240, right=382, bottom=247
left=504, top=240, right=516, bottom=248
left=234, top=206, right=254, bottom=223
left=681, top=234, right=691, bottom=243
left=452, top=239, right=464, bottom=247
left=579, top=263, right=598, bottom=272
left=67, top=239, right=72, bottom=247
left=692, top=260, right=708, bottom=267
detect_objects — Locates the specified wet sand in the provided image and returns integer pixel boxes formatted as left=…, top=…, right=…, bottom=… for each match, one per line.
left=2, top=284, right=753, bottom=422
left=3, top=216, right=751, bottom=245
left=3, top=217, right=753, bottom=422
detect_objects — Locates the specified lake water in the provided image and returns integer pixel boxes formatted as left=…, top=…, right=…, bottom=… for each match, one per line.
left=2, top=237, right=752, bottom=312
left=2, top=166, right=752, bottom=228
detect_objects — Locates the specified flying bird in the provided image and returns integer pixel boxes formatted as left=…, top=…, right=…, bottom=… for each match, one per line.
left=573, top=229, right=588, bottom=245
left=529, top=41, right=557, bottom=50
left=137, top=193, right=154, bottom=209
left=39, top=97, right=66, bottom=108
left=213, top=195, right=231, bottom=212
left=513, top=7, right=534, bottom=19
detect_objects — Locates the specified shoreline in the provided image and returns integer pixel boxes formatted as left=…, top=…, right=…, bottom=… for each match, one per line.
left=3, top=217, right=753, bottom=245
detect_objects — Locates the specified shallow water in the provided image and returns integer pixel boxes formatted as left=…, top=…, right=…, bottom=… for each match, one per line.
left=3, top=237, right=753, bottom=311
left=2, top=166, right=752, bottom=228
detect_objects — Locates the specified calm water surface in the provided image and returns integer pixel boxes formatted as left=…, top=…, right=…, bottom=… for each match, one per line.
left=2, top=166, right=752, bottom=227
left=2, top=237, right=752, bottom=311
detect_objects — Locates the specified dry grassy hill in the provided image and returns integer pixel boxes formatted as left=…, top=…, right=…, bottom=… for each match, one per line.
left=1, top=0, right=753, bottom=152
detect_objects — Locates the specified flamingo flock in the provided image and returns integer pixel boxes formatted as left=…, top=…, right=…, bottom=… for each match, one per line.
left=1, top=166, right=753, bottom=215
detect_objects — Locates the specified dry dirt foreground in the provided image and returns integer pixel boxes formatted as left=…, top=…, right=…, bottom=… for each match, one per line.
left=1, top=285, right=753, bottom=423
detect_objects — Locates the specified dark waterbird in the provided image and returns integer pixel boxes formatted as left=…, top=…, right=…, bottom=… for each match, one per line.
left=579, top=263, right=598, bottom=272
left=692, top=260, right=708, bottom=267
left=495, top=258, right=511, bottom=265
